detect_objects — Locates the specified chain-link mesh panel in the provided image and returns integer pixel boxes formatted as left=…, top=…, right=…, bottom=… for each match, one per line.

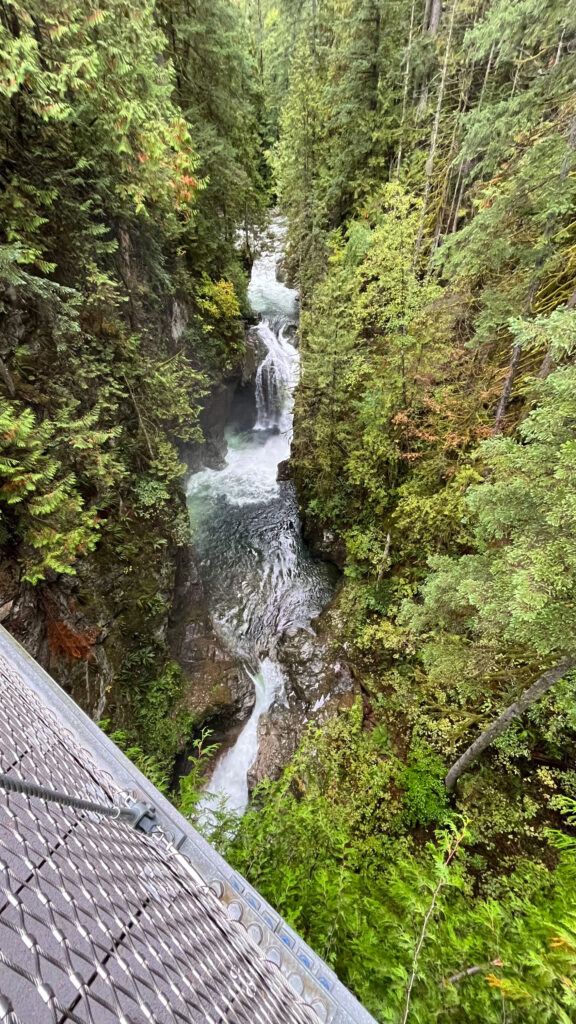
left=0, top=653, right=321, bottom=1024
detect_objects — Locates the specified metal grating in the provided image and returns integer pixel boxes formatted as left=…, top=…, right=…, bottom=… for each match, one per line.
left=0, top=648, right=323, bottom=1024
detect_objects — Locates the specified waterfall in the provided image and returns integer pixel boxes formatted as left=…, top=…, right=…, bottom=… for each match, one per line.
left=205, top=658, right=285, bottom=812
left=254, top=320, right=298, bottom=432
left=187, top=221, right=335, bottom=819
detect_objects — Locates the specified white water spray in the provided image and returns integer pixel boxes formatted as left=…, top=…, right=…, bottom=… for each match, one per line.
left=254, top=321, right=299, bottom=432
left=205, top=659, right=285, bottom=813
left=187, top=222, right=334, bottom=818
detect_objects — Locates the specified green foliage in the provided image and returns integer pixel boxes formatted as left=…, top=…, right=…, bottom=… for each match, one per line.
left=403, top=359, right=576, bottom=662
left=101, top=656, right=197, bottom=780
left=398, top=739, right=449, bottom=828
left=0, top=403, right=101, bottom=581
left=102, top=723, right=172, bottom=795
left=178, top=729, right=221, bottom=818
left=0, top=0, right=265, bottom=807
left=4, top=1, right=576, bottom=1020
left=292, top=181, right=452, bottom=560
left=222, top=5, right=576, bottom=1021
left=270, top=0, right=576, bottom=799
left=226, top=709, right=576, bottom=1023
left=0, top=0, right=261, bottom=584
left=157, top=0, right=267, bottom=271
left=116, top=659, right=194, bottom=775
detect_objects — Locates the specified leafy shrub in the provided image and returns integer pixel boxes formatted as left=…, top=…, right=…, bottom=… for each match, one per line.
left=398, top=740, right=450, bottom=828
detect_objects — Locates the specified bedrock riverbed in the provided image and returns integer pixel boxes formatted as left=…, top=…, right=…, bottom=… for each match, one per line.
left=185, top=223, right=355, bottom=814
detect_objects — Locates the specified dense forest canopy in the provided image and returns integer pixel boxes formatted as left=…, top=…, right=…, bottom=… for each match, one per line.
left=2, top=0, right=576, bottom=1020
left=231, top=1, right=576, bottom=1019
left=0, top=0, right=265, bottom=765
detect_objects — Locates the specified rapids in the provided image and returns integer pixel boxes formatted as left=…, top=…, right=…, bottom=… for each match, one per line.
left=186, top=223, right=335, bottom=814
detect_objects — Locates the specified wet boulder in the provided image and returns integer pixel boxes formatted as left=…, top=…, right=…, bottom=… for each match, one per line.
left=300, top=516, right=347, bottom=570
left=276, top=628, right=354, bottom=704
left=276, top=459, right=292, bottom=482
left=247, top=700, right=301, bottom=791
left=248, top=627, right=356, bottom=791
left=168, top=546, right=255, bottom=727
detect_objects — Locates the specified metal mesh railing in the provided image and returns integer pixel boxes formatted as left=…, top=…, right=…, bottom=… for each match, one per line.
left=0, top=651, right=321, bottom=1024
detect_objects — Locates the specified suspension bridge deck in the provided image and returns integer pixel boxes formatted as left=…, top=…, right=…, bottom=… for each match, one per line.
left=0, top=625, right=376, bottom=1024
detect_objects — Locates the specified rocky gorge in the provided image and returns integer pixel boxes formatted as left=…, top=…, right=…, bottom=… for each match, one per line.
left=0, top=222, right=355, bottom=805
left=183, top=222, right=356, bottom=812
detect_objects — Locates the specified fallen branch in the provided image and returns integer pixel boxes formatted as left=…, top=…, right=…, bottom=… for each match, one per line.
left=446, top=959, right=503, bottom=985
left=445, top=656, right=576, bottom=791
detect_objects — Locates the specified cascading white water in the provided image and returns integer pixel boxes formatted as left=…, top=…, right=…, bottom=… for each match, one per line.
left=206, top=658, right=285, bottom=812
left=254, top=321, right=298, bottom=432
left=187, top=222, right=335, bottom=817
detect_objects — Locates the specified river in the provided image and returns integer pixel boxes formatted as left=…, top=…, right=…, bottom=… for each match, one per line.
left=186, top=223, right=335, bottom=815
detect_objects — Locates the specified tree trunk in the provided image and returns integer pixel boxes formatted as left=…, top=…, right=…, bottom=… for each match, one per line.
left=445, top=656, right=576, bottom=791
left=537, top=349, right=555, bottom=380
left=444, top=44, right=493, bottom=238
left=257, top=0, right=263, bottom=78
left=416, top=0, right=443, bottom=116
left=414, top=0, right=457, bottom=263
left=449, top=162, right=466, bottom=231
left=396, top=0, right=417, bottom=176
left=428, top=0, right=443, bottom=34
left=431, top=71, right=471, bottom=252
left=493, top=342, right=522, bottom=433
left=521, top=116, right=576, bottom=386
left=509, top=46, right=523, bottom=97
left=0, top=355, right=15, bottom=397
left=537, top=286, right=576, bottom=378
left=554, top=26, right=566, bottom=66
left=478, top=41, right=495, bottom=108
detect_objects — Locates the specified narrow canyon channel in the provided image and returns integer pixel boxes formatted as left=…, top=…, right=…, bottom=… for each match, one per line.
left=186, top=224, right=337, bottom=814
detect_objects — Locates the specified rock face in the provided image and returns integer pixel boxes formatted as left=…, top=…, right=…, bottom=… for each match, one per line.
left=0, top=562, right=45, bottom=661
left=1, top=526, right=254, bottom=744
left=283, top=321, right=299, bottom=347
left=275, top=255, right=288, bottom=284
left=300, top=515, right=347, bottom=570
left=180, top=329, right=263, bottom=473
left=0, top=553, right=122, bottom=721
left=276, top=459, right=292, bottom=482
left=248, top=702, right=301, bottom=786
left=168, top=545, right=255, bottom=727
left=275, top=255, right=299, bottom=294
left=277, top=629, right=353, bottom=702
left=179, top=382, right=237, bottom=473
left=247, top=621, right=356, bottom=792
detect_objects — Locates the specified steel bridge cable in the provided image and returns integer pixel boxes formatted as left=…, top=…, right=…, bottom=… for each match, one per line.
left=0, top=771, right=157, bottom=831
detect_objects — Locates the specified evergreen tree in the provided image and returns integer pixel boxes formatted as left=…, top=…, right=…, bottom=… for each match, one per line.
left=0, top=0, right=260, bottom=766
left=229, top=8, right=576, bottom=1021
